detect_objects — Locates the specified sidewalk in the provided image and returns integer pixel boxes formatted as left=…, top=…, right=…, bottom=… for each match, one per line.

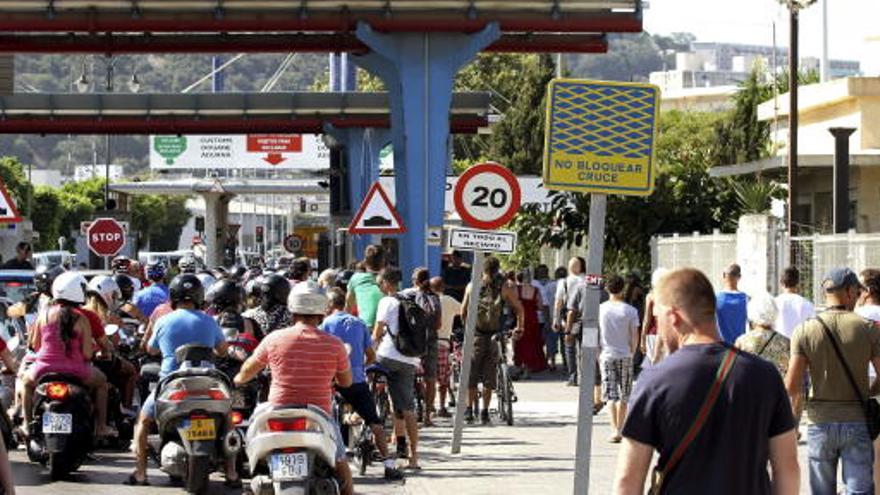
left=392, top=370, right=815, bottom=495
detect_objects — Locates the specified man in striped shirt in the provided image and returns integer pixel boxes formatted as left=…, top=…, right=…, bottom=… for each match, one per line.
left=235, top=281, right=354, bottom=495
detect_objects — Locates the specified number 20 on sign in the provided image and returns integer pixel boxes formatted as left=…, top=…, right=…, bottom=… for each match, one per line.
left=542, top=79, right=660, bottom=196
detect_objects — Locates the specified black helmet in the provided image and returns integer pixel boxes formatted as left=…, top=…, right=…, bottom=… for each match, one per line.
left=205, top=279, right=242, bottom=310
left=232, top=265, right=247, bottom=280
left=169, top=274, right=204, bottom=307
left=259, top=274, right=291, bottom=309
left=35, top=265, right=66, bottom=296
left=335, top=270, right=354, bottom=292
left=113, top=273, right=135, bottom=301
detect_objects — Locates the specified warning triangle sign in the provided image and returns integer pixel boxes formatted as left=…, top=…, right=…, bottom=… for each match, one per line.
left=0, top=178, right=22, bottom=224
left=348, top=182, right=406, bottom=235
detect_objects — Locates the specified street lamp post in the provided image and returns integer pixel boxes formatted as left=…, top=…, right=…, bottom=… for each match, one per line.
left=782, top=0, right=817, bottom=253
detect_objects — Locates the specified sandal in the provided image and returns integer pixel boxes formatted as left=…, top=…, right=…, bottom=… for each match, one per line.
left=123, top=473, right=150, bottom=486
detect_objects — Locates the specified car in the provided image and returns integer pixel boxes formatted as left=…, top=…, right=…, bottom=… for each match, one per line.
left=0, top=270, right=36, bottom=305
left=33, top=251, right=76, bottom=270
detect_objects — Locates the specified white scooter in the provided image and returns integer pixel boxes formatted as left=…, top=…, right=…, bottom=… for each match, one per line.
left=245, top=404, right=342, bottom=495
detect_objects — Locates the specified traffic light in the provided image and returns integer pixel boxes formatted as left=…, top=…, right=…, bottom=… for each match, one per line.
left=255, top=226, right=264, bottom=244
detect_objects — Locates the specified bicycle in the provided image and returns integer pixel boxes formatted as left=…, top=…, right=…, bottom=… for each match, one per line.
left=493, top=330, right=516, bottom=426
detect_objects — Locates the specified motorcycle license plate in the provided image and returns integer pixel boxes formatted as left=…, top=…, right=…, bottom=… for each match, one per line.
left=182, top=418, right=216, bottom=441
left=270, top=453, right=309, bottom=481
left=42, top=412, right=72, bottom=434
left=232, top=390, right=247, bottom=408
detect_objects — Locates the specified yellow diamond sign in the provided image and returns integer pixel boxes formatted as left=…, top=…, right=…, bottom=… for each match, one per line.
left=543, top=79, right=660, bottom=196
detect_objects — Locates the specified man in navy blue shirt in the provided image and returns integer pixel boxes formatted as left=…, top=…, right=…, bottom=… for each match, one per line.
left=716, top=263, right=748, bottom=344
left=322, top=287, right=403, bottom=481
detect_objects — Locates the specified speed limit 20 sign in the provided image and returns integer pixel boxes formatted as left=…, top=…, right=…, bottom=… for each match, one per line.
left=453, top=162, right=521, bottom=230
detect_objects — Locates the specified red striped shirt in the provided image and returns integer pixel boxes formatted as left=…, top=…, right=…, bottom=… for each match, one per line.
left=253, top=322, right=350, bottom=415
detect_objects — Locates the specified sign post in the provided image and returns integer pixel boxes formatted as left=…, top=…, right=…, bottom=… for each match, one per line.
left=542, top=79, right=660, bottom=495
left=450, top=161, right=521, bottom=455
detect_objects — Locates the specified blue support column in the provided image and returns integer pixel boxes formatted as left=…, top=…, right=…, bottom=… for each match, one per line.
left=354, top=22, right=500, bottom=279
left=325, top=125, right=391, bottom=260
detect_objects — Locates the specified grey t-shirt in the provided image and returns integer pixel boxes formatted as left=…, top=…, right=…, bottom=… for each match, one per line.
left=598, top=300, right=639, bottom=359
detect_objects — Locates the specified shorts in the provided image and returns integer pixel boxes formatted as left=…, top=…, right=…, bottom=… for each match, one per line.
left=470, top=333, right=499, bottom=389
left=141, top=389, right=157, bottom=419
left=378, top=357, right=416, bottom=415
left=422, top=339, right=439, bottom=381
left=336, top=382, right=382, bottom=427
left=437, top=342, right=451, bottom=387
left=601, top=356, right=633, bottom=403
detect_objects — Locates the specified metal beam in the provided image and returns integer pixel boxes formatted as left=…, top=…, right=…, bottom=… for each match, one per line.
left=0, top=11, right=641, bottom=34
left=0, top=33, right=607, bottom=54
left=0, top=115, right=487, bottom=135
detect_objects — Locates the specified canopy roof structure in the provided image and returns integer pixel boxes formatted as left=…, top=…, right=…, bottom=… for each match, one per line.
left=0, top=0, right=641, bottom=52
left=0, top=91, right=491, bottom=134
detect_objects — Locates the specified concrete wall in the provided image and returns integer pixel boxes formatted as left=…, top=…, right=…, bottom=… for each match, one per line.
left=736, top=214, right=777, bottom=295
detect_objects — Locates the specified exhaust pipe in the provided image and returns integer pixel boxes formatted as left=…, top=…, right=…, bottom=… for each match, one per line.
left=222, top=429, right=242, bottom=457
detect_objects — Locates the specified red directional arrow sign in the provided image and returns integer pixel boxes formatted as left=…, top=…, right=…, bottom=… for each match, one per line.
left=247, top=134, right=303, bottom=166
left=87, top=218, right=126, bottom=257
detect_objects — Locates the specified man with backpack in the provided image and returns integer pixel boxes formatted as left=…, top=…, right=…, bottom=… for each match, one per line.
left=400, top=268, right=442, bottom=426
left=373, top=267, right=424, bottom=469
left=461, top=256, right=524, bottom=425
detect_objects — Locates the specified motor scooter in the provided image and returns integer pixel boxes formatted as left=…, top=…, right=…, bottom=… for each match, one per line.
left=152, top=344, right=240, bottom=494
left=246, top=404, right=342, bottom=495
left=26, top=372, right=94, bottom=479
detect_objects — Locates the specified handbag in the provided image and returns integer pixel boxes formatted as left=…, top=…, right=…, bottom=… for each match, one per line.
left=815, top=316, right=880, bottom=440
left=649, top=347, right=738, bottom=494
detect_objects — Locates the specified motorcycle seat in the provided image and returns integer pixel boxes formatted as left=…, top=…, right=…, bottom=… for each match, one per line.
left=174, top=344, right=215, bottom=367
left=365, top=364, right=390, bottom=377
left=36, top=373, right=85, bottom=387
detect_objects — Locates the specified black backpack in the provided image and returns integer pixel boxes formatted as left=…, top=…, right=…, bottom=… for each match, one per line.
left=393, top=291, right=430, bottom=357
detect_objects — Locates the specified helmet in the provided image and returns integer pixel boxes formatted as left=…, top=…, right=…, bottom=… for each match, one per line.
left=232, top=265, right=247, bottom=280
left=146, top=261, right=166, bottom=281
left=260, top=274, right=291, bottom=309
left=111, top=256, right=132, bottom=273
left=206, top=279, right=243, bottom=309
left=178, top=256, right=197, bottom=274
left=169, top=274, right=204, bottom=307
left=35, top=264, right=66, bottom=296
left=196, top=272, right=217, bottom=292
left=287, top=281, right=328, bottom=316
left=52, top=272, right=88, bottom=305
left=113, top=273, right=135, bottom=300
left=87, top=275, right=121, bottom=308
left=334, top=270, right=354, bottom=292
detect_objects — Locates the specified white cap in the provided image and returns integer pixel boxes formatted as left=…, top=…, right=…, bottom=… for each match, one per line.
left=287, top=280, right=328, bottom=316
left=747, top=292, right=778, bottom=328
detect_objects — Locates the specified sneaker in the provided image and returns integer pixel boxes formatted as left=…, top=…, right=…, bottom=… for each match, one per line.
left=566, top=377, right=578, bottom=387
left=464, top=407, right=474, bottom=424
left=384, top=466, right=405, bottom=481
left=480, top=410, right=491, bottom=425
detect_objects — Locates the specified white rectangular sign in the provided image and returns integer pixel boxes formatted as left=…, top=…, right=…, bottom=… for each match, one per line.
left=448, top=227, right=517, bottom=254
left=149, top=134, right=329, bottom=170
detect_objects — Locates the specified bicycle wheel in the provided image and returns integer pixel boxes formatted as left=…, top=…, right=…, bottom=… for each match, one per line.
left=504, top=368, right=515, bottom=426
left=495, top=364, right=507, bottom=423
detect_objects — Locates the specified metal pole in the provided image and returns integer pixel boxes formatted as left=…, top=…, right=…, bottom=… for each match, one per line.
left=451, top=252, right=485, bottom=454
left=829, top=127, right=855, bottom=234
left=820, top=0, right=830, bottom=82
left=787, top=6, right=800, bottom=250
left=573, top=194, right=607, bottom=495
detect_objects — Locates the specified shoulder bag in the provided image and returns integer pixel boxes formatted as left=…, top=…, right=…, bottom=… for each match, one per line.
left=815, top=316, right=880, bottom=440
left=649, top=347, right=738, bottom=494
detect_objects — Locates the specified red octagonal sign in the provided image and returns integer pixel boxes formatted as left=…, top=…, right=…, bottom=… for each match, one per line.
left=87, top=218, right=126, bottom=257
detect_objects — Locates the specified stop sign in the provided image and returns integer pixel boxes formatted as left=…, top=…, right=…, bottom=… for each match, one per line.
left=87, top=218, right=126, bottom=257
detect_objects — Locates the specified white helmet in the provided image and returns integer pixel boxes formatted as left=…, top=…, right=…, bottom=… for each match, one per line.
left=52, top=272, right=88, bottom=305
left=87, top=275, right=121, bottom=308
left=196, top=273, right=216, bottom=292
left=287, top=281, right=328, bottom=316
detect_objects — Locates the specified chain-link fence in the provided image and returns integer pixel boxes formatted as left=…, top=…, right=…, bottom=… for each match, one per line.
left=652, top=231, right=737, bottom=292
left=789, top=232, right=880, bottom=306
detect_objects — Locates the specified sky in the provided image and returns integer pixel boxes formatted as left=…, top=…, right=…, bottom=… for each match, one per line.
left=643, top=0, right=880, bottom=75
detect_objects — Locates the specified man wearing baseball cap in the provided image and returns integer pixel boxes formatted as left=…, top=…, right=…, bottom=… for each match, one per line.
left=786, top=267, right=880, bottom=494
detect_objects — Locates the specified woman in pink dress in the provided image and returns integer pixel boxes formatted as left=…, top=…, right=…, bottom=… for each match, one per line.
left=514, top=271, right=547, bottom=376
left=20, top=272, right=109, bottom=438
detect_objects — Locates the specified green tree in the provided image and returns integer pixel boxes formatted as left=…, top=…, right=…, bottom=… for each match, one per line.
left=31, top=186, right=63, bottom=250
left=131, top=195, right=192, bottom=251
left=0, top=156, right=34, bottom=216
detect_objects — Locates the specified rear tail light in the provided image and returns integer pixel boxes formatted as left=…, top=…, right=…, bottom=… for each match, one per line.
left=230, top=411, right=244, bottom=425
left=167, top=388, right=228, bottom=401
left=267, top=418, right=309, bottom=432
left=45, top=382, right=69, bottom=401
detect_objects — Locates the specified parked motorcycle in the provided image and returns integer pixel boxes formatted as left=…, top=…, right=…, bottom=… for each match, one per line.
left=246, top=404, right=342, bottom=495
left=152, top=344, right=240, bottom=494
left=26, top=373, right=94, bottom=479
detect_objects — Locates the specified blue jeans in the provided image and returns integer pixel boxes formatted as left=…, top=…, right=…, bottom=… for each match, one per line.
left=542, top=322, right=558, bottom=358
left=808, top=422, right=875, bottom=495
